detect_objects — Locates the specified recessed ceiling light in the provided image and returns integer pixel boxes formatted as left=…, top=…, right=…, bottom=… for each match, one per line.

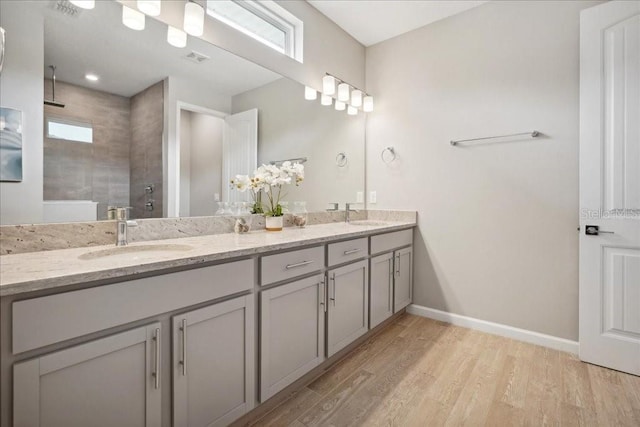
left=85, top=74, right=99, bottom=82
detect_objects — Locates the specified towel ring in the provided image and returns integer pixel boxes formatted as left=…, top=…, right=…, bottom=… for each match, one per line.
left=381, top=147, right=396, bottom=164
left=336, top=152, right=348, bottom=167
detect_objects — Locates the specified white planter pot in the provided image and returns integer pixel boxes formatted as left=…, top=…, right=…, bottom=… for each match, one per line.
left=265, top=215, right=284, bottom=231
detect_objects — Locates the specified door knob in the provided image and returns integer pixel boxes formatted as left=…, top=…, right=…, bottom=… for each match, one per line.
left=585, top=225, right=614, bottom=236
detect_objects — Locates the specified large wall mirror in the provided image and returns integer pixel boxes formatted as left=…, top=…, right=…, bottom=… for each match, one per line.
left=7, top=1, right=364, bottom=224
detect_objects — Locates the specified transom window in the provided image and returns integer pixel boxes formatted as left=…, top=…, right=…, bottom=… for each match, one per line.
left=206, top=0, right=303, bottom=62
left=46, top=117, right=93, bottom=143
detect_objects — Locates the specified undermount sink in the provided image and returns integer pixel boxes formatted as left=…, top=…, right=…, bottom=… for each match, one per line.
left=348, top=220, right=390, bottom=227
left=78, top=244, right=194, bottom=261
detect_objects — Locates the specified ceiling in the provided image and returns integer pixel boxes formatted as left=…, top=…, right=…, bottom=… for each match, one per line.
left=36, top=0, right=280, bottom=98
left=308, top=0, right=488, bottom=47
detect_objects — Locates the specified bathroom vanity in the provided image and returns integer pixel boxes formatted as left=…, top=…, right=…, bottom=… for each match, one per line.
left=0, top=219, right=415, bottom=427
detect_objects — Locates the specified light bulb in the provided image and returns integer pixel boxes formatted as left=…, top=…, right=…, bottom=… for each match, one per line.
left=363, top=96, right=374, bottom=112
left=321, top=94, right=332, bottom=106
left=167, top=26, right=187, bottom=48
left=85, top=74, right=99, bottom=82
left=351, top=90, right=363, bottom=107
left=335, top=101, right=346, bottom=111
left=322, top=75, right=335, bottom=96
left=337, top=83, right=350, bottom=102
left=137, top=0, right=161, bottom=16
left=70, top=0, right=94, bottom=9
left=347, top=106, right=358, bottom=116
left=304, top=86, right=317, bottom=100
left=122, top=5, right=145, bottom=31
left=184, top=2, right=205, bottom=36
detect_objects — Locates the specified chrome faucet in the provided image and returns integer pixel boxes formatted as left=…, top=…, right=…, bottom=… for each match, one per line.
left=345, top=203, right=359, bottom=223
left=326, top=203, right=339, bottom=212
left=115, top=207, right=137, bottom=246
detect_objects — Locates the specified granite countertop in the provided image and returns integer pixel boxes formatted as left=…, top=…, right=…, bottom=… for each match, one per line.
left=0, top=220, right=415, bottom=297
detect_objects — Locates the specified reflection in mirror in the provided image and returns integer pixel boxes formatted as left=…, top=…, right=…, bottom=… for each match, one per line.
left=9, top=0, right=365, bottom=224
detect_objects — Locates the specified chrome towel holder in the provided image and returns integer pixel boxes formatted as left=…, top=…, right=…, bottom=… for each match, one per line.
left=450, top=130, right=540, bottom=146
left=381, top=146, right=396, bottom=163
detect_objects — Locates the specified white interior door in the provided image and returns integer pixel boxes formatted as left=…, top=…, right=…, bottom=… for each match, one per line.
left=222, top=109, right=258, bottom=203
left=579, top=1, right=640, bottom=376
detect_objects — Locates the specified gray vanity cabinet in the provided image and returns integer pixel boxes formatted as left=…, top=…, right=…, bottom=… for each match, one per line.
left=370, top=229, right=414, bottom=318
left=327, top=260, right=369, bottom=357
left=172, top=294, right=254, bottom=427
left=13, top=323, right=162, bottom=427
left=260, top=275, right=325, bottom=401
left=370, top=252, right=394, bottom=328
left=394, top=247, right=413, bottom=312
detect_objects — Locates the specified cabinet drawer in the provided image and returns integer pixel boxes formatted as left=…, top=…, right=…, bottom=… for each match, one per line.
left=328, top=238, right=368, bottom=267
left=13, top=259, right=254, bottom=354
left=261, top=246, right=324, bottom=286
left=370, top=229, right=413, bottom=255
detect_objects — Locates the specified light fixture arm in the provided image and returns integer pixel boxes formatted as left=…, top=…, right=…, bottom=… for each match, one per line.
left=324, top=72, right=371, bottom=98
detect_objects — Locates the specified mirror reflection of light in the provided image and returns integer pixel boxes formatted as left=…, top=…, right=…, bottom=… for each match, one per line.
left=123, top=5, right=146, bottom=31
left=167, top=26, right=188, bottom=48
left=137, top=0, right=161, bottom=17
left=69, top=0, right=94, bottom=10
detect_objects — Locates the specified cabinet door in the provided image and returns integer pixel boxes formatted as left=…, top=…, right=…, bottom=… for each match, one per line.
left=260, top=275, right=325, bottom=401
left=370, top=252, right=394, bottom=329
left=327, top=260, right=369, bottom=357
left=14, top=323, right=161, bottom=427
left=173, top=294, right=254, bottom=427
left=394, top=247, right=413, bottom=312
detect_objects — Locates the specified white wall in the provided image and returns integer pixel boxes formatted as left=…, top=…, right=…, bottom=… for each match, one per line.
left=232, top=78, right=365, bottom=212
left=189, top=113, right=224, bottom=216
left=365, top=0, right=600, bottom=340
left=179, top=110, right=192, bottom=216
left=0, top=2, right=44, bottom=225
left=180, top=110, right=224, bottom=217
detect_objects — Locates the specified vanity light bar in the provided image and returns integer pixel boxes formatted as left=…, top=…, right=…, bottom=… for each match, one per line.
left=306, top=72, right=373, bottom=114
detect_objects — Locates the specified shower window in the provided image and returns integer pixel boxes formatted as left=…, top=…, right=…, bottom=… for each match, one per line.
left=46, top=117, right=93, bottom=143
left=206, top=0, right=303, bottom=62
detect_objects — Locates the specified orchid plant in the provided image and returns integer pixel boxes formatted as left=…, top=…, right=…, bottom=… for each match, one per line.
left=230, top=161, right=304, bottom=216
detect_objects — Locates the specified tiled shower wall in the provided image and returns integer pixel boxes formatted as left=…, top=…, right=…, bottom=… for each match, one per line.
left=43, top=80, right=131, bottom=219
left=130, top=81, right=164, bottom=219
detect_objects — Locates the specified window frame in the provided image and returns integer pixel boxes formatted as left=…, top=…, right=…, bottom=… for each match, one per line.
left=206, top=0, right=303, bottom=63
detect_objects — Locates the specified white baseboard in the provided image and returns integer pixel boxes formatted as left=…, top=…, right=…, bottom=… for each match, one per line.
left=407, top=304, right=579, bottom=354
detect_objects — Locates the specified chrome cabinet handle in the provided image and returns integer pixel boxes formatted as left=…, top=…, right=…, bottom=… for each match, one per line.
left=389, top=257, right=394, bottom=312
left=343, top=248, right=361, bottom=255
left=396, top=255, right=401, bottom=276
left=330, top=273, right=336, bottom=306
left=320, top=276, right=327, bottom=313
left=153, top=327, right=160, bottom=389
left=179, top=319, right=187, bottom=376
left=285, top=260, right=314, bottom=269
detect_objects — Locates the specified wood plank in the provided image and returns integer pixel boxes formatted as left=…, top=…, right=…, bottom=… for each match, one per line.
left=587, top=363, right=637, bottom=426
left=307, top=322, right=405, bottom=396
left=317, top=335, right=431, bottom=425
left=561, top=357, right=596, bottom=410
left=296, top=369, right=374, bottom=426
left=250, top=315, right=640, bottom=427
left=560, top=402, right=598, bottom=426
left=252, top=387, right=321, bottom=427
left=444, top=338, right=508, bottom=425
left=523, top=345, right=562, bottom=425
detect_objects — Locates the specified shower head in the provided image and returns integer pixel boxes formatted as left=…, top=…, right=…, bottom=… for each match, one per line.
left=44, top=100, right=66, bottom=108
left=44, top=65, right=65, bottom=108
